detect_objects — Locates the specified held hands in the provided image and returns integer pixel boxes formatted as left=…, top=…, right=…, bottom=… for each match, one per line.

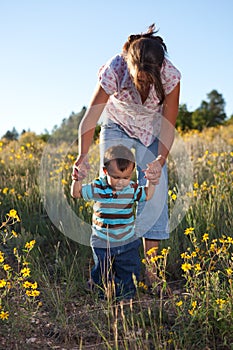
left=143, top=155, right=164, bottom=185
left=72, top=154, right=90, bottom=181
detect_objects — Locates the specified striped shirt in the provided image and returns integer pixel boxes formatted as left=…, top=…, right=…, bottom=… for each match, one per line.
left=81, top=176, right=147, bottom=243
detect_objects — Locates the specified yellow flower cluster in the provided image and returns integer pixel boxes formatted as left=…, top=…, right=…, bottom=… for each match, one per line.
left=6, top=209, right=20, bottom=222
left=25, top=240, right=36, bottom=250
left=0, top=213, right=41, bottom=321
left=215, top=298, right=227, bottom=310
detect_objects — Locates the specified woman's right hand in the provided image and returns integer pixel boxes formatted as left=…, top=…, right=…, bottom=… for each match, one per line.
left=72, top=154, right=90, bottom=181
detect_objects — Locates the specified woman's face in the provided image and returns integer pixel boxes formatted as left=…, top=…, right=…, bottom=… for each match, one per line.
left=136, top=71, right=152, bottom=90
left=127, top=59, right=152, bottom=92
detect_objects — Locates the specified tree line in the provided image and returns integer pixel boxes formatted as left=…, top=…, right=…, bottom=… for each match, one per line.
left=176, top=89, right=232, bottom=131
left=2, top=89, right=233, bottom=141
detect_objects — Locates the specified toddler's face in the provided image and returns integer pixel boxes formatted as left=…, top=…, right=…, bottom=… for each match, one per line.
left=104, top=160, right=134, bottom=192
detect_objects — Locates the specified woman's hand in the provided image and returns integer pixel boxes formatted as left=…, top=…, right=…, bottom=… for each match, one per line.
left=144, top=155, right=164, bottom=185
left=72, top=155, right=90, bottom=181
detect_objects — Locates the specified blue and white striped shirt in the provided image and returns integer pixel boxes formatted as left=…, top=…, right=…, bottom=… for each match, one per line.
left=81, top=176, right=147, bottom=243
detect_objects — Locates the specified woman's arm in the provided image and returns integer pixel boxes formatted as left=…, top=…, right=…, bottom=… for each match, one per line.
left=157, top=82, right=180, bottom=166
left=79, top=84, right=109, bottom=156
left=145, top=82, right=180, bottom=181
left=72, top=85, right=109, bottom=179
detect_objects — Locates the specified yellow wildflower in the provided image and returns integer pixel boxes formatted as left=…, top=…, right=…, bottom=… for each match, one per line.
left=0, top=311, right=9, bottom=320
left=202, top=233, right=209, bottom=242
left=146, top=247, right=158, bottom=256
left=210, top=244, right=216, bottom=252
left=3, top=264, right=11, bottom=271
left=161, top=248, right=170, bottom=255
left=31, top=282, right=38, bottom=289
left=0, top=252, right=4, bottom=263
left=184, top=254, right=192, bottom=260
left=61, top=179, right=68, bottom=185
left=171, top=193, right=177, bottom=200
left=150, top=256, right=159, bottom=263
left=11, top=230, right=18, bottom=237
left=26, top=290, right=32, bottom=297
left=20, top=267, right=31, bottom=277
left=226, top=268, right=232, bottom=276
left=25, top=240, right=36, bottom=250
left=181, top=263, right=192, bottom=272
left=26, top=290, right=40, bottom=297
left=23, top=281, right=32, bottom=289
left=194, top=263, right=201, bottom=271
left=184, top=227, right=195, bottom=235
left=138, top=281, right=148, bottom=290
left=31, top=290, right=40, bottom=297
left=216, top=298, right=226, bottom=309
left=176, top=300, right=183, bottom=307
left=2, top=188, right=8, bottom=194
left=7, top=209, right=20, bottom=222
left=0, top=279, right=7, bottom=288
left=191, top=301, right=197, bottom=309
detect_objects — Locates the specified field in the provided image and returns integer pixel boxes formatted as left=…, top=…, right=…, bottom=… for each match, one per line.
left=0, top=125, right=232, bottom=350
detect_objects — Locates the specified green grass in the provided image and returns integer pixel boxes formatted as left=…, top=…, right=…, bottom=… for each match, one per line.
left=0, top=127, right=232, bottom=349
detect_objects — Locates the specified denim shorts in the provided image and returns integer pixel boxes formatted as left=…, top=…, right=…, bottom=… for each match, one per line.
left=99, top=119, right=169, bottom=240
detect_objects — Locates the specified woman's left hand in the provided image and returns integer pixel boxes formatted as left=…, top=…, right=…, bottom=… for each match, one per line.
left=144, top=157, right=163, bottom=185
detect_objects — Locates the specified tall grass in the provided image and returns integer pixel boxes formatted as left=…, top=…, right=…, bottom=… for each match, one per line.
left=0, top=126, right=232, bottom=349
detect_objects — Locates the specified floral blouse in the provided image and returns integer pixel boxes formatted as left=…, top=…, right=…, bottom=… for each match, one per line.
left=98, top=54, right=181, bottom=146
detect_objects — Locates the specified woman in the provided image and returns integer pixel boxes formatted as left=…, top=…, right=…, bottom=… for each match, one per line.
left=72, top=23, right=181, bottom=286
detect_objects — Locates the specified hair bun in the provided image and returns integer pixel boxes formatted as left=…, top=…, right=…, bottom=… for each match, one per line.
left=128, top=34, right=142, bottom=43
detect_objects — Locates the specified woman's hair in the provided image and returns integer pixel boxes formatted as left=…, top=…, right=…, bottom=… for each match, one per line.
left=123, top=24, right=167, bottom=104
left=104, top=144, right=135, bottom=172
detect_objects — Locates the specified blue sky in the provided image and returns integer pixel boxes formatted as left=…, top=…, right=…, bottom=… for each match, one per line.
left=1, top=0, right=233, bottom=138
